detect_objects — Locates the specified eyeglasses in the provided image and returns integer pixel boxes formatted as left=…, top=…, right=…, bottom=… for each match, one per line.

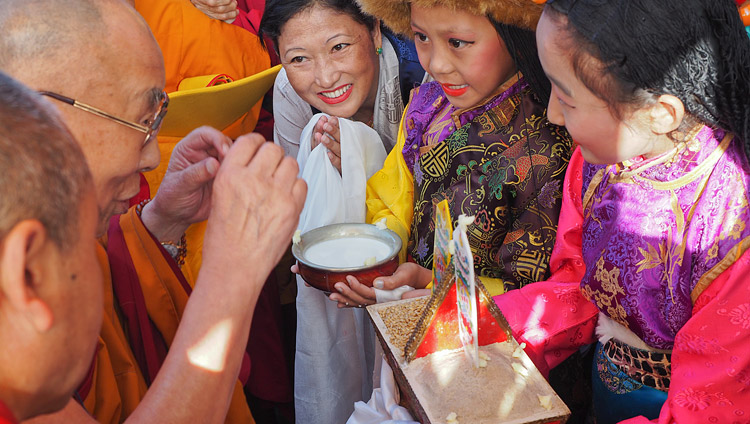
left=40, top=90, right=169, bottom=146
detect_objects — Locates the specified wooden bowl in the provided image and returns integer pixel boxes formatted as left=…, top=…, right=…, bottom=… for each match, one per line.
left=292, top=223, right=401, bottom=293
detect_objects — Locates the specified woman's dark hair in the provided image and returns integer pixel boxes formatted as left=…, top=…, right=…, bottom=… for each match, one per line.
left=490, top=19, right=551, bottom=106
left=259, top=0, right=376, bottom=54
left=544, top=0, right=750, bottom=145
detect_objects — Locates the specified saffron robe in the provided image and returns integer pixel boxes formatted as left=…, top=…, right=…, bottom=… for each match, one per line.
left=495, top=130, right=750, bottom=423
left=135, top=0, right=271, bottom=270
left=79, top=208, right=253, bottom=423
left=367, top=75, right=572, bottom=295
left=135, top=0, right=291, bottom=408
left=136, top=0, right=271, bottom=284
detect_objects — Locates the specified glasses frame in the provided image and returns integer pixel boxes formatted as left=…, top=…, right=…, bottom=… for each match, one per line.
left=40, top=90, right=169, bottom=146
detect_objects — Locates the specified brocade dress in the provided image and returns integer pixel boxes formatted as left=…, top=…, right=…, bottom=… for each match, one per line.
left=495, top=127, right=750, bottom=423
left=367, top=74, right=573, bottom=294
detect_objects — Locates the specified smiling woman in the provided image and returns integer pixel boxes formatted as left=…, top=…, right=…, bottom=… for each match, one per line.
left=258, top=3, right=425, bottom=423
left=259, top=0, right=425, bottom=159
left=278, top=7, right=379, bottom=121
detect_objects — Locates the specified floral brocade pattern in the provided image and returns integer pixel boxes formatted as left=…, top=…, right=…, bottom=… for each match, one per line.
left=405, top=79, right=572, bottom=290
left=580, top=126, right=750, bottom=350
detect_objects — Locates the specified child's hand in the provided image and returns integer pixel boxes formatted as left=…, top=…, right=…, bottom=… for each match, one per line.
left=329, top=262, right=433, bottom=308
left=312, top=115, right=342, bottom=172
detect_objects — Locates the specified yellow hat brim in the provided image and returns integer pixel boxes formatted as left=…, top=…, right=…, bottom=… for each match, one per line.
left=159, top=64, right=281, bottom=138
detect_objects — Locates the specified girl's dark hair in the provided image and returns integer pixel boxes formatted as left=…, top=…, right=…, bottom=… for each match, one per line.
left=259, top=0, right=376, bottom=54
left=490, top=19, right=551, bottom=106
left=545, top=0, right=750, bottom=146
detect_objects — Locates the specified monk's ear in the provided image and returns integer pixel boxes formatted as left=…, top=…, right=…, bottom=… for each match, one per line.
left=0, top=220, right=55, bottom=333
left=649, top=94, right=685, bottom=135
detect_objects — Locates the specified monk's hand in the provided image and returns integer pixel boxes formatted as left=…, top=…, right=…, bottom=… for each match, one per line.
left=329, top=262, right=433, bottom=308
left=202, top=134, right=306, bottom=286
left=190, top=0, right=239, bottom=22
left=141, top=126, right=232, bottom=243
left=312, top=116, right=342, bottom=173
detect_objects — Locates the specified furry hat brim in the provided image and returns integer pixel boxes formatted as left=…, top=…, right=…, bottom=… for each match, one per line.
left=356, top=0, right=544, bottom=35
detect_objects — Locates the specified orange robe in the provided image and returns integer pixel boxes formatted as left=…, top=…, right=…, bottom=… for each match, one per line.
left=134, top=0, right=271, bottom=284
left=135, top=0, right=271, bottom=283
left=80, top=208, right=253, bottom=423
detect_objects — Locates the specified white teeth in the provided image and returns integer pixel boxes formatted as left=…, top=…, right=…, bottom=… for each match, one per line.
left=320, top=84, right=351, bottom=98
left=448, top=84, right=468, bottom=89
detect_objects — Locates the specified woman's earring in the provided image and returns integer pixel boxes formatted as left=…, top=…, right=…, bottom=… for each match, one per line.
left=376, top=47, right=382, bottom=55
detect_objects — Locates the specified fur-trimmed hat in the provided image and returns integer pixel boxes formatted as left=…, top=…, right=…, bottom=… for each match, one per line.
left=355, top=0, right=544, bottom=35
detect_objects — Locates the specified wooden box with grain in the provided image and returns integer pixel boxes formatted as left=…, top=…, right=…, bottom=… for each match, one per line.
left=367, top=296, right=570, bottom=424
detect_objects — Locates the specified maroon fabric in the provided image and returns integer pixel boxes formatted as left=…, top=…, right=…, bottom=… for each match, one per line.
left=106, top=216, right=167, bottom=385
left=129, top=173, right=151, bottom=207
left=254, top=107, right=274, bottom=141
left=105, top=215, right=253, bottom=387
left=234, top=0, right=261, bottom=34
left=141, top=219, right=194, bottom=296
left=233, top=0, right=280, bottom=66
left=0, top=400, right=17, bottom=424
left=246, top=272, right=293, bottom=403
left=138, top=216, right=254, bottom=385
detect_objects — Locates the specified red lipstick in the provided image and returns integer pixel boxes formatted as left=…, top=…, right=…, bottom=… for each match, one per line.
left=441, top=83, right=469, bottom=97
left=317, top=84, right=353, bottom=105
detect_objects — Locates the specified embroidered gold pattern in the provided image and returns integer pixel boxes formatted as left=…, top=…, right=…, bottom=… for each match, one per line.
left=587, top=256, right=628, bottom=327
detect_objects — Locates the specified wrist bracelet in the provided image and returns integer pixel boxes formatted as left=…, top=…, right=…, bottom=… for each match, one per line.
left=161, top=233, right=187, bottom=267
left=135, top=198, right=187, bottom=267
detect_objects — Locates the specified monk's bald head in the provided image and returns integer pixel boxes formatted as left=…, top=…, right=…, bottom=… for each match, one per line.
left=0, top=0, right=100, bottom=68
left=0, top=0, right=158, bottom=91
left=0, top=0, right=165, bottom=237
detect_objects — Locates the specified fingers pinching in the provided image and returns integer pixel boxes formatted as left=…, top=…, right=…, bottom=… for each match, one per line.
left=241, top=137, right=285, bottom=178
left=311, top=132, right=322, bottom=150
left=315, top=115, right=328, bottom=129
left=328, top=151, right=342, bottom=170
left=222, top=133, right=264, bottom=167
left=324, top=120, right=342, bottom=157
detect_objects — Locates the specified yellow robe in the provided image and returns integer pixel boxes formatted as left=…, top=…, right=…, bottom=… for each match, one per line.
left=366, top=110, right=413, bottom=264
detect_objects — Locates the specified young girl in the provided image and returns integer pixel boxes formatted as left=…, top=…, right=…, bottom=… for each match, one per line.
left=331, top=0, right=573, bottom=306
left=490, top=0, right=750, bottom=423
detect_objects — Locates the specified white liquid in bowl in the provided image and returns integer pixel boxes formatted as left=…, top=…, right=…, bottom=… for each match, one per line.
left=304, top=237, right=391, bottom=268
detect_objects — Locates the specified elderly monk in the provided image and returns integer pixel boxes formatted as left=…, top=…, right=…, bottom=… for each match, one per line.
left=130, top=0, right=292, bottom=416
left=0, top=72, right=101, bottom=424
left=0, top=0, right=306, bottom=423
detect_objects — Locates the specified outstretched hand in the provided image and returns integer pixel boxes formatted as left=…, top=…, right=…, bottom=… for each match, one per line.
left=202, top=134, right=306, bottom=290
left=141, top=126, right=232, bottom=243
left=328, top=262, right=433, bottom=308
left=190, top=0, right=239, bottom=22
left=311, top=115, right=342, bottom=172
